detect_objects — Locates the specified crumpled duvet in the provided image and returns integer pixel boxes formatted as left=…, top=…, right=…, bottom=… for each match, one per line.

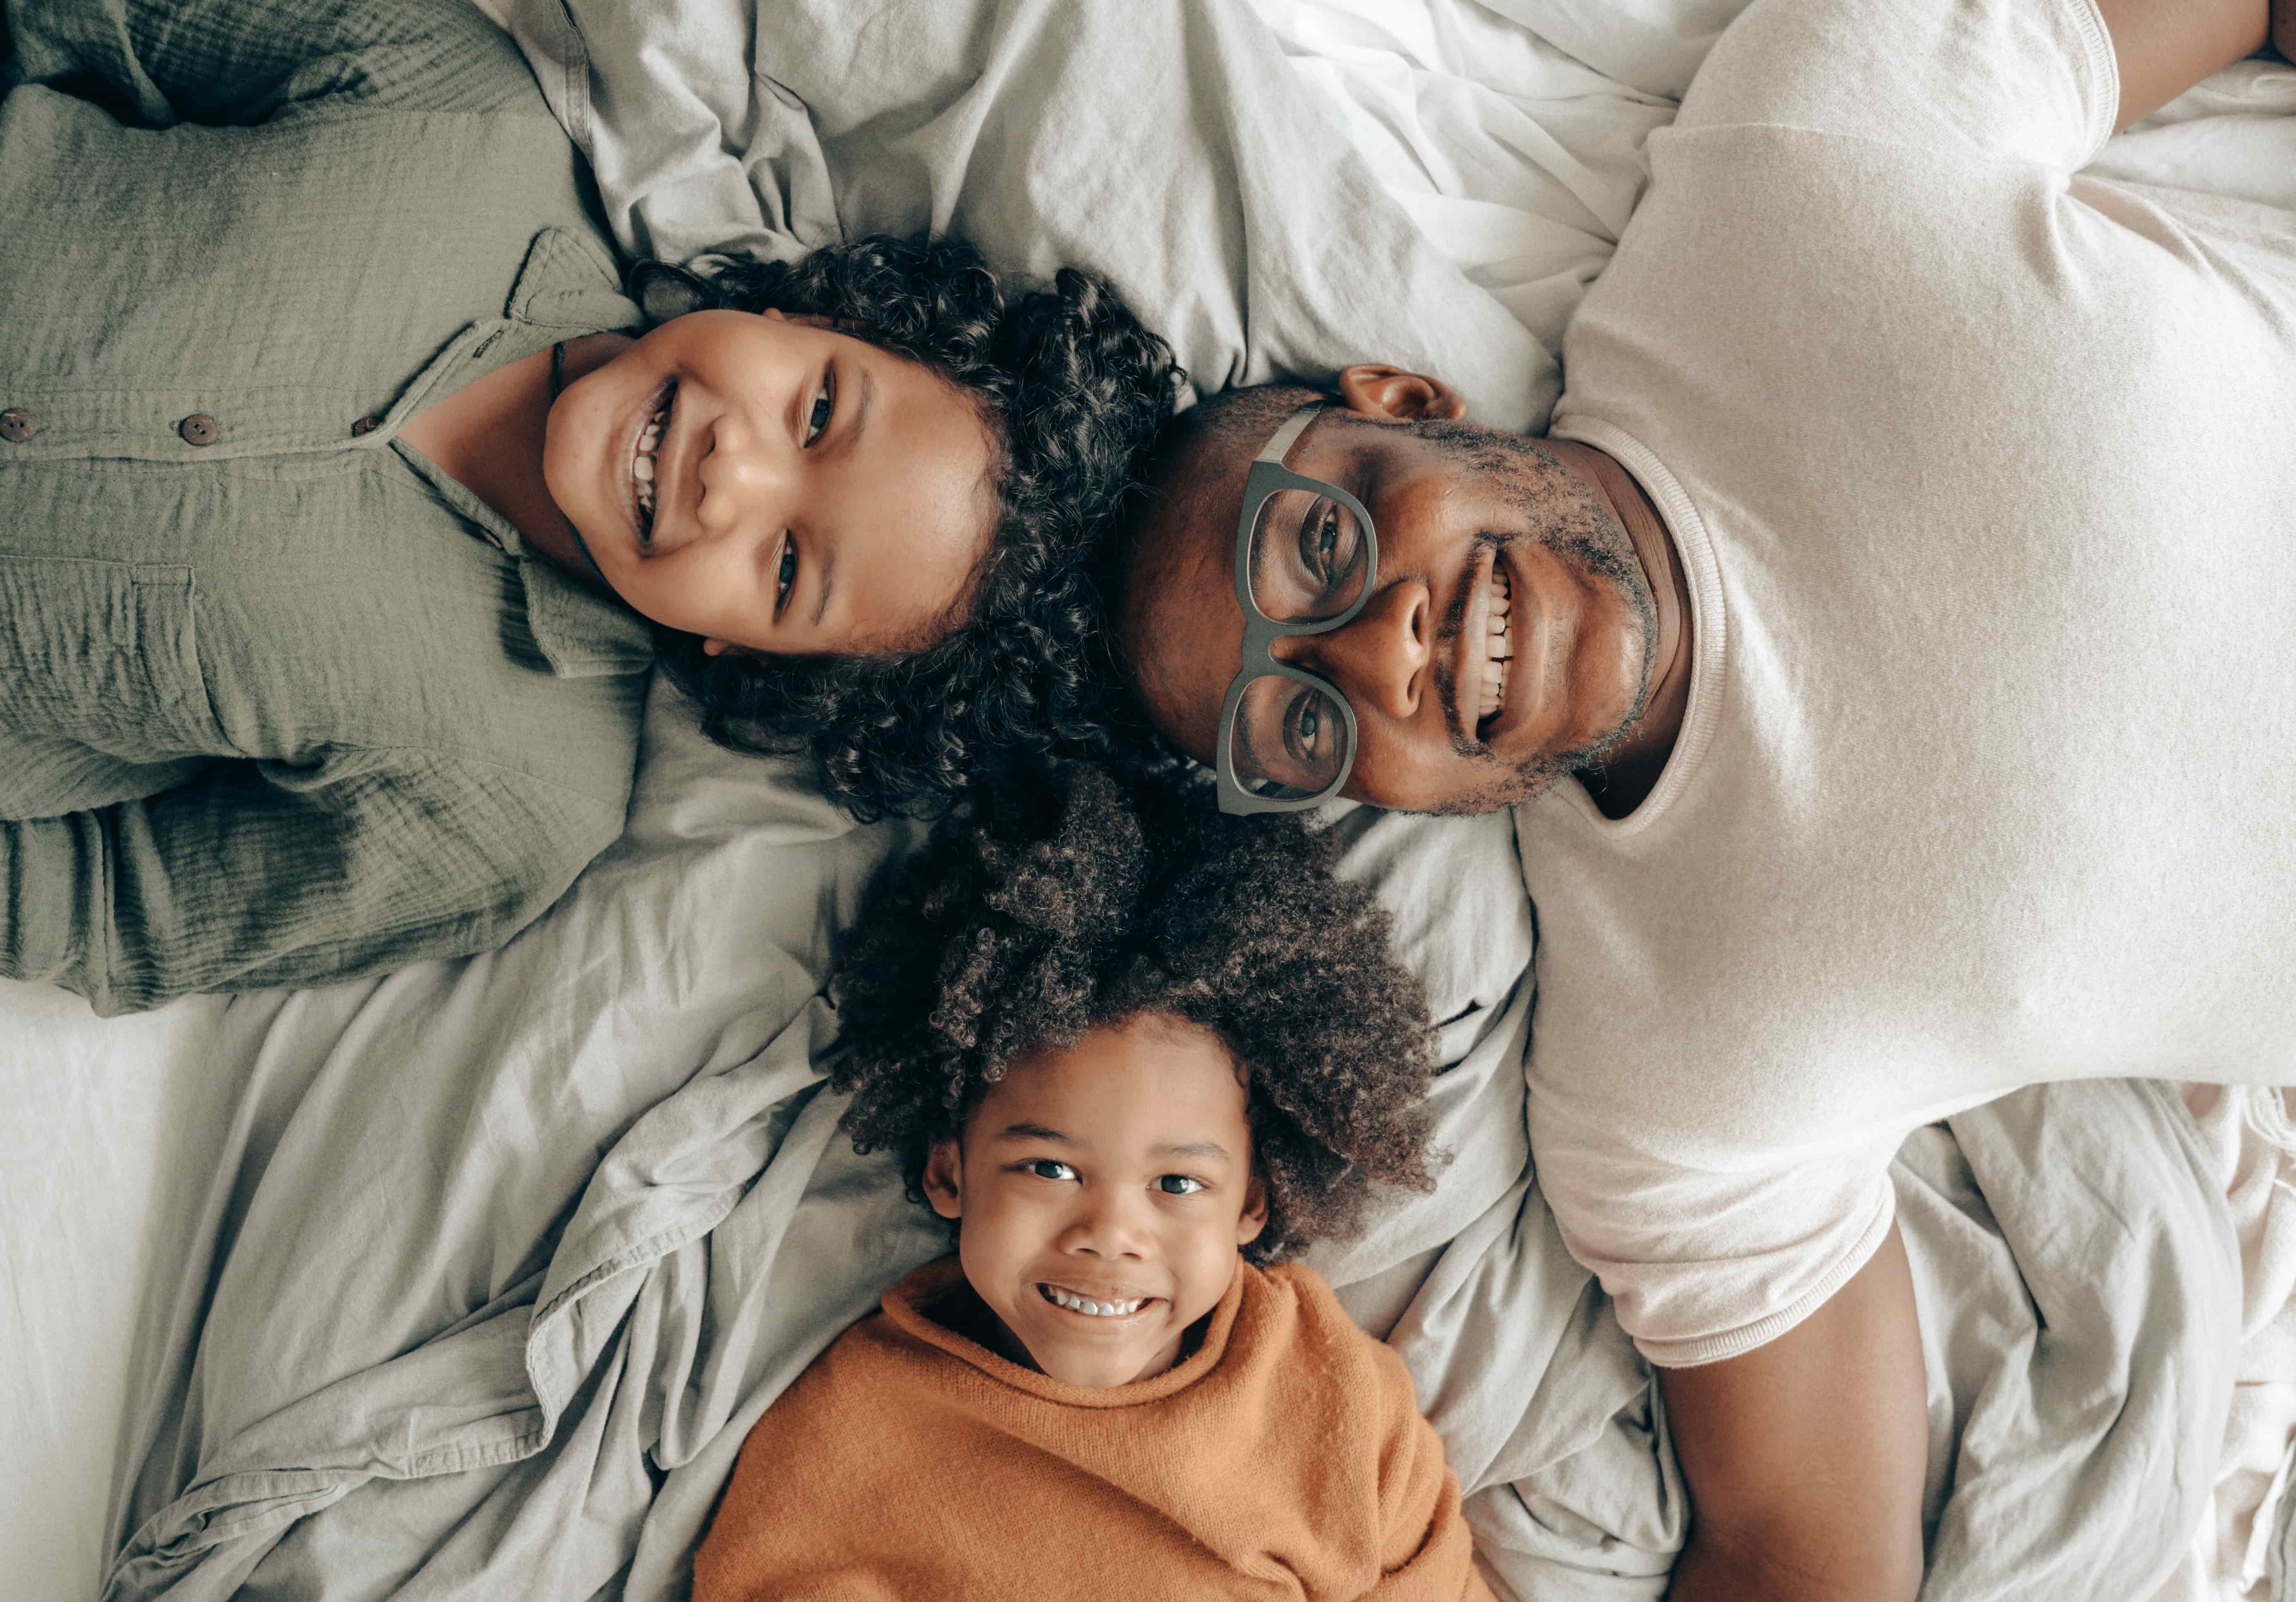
left=92, top=693, right=2241, bottom=1602
left=474, top=0, right=1558, bottom=428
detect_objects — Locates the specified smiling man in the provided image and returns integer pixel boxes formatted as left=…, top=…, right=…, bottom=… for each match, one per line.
left=1114, top=0, right=2296, bottom=1597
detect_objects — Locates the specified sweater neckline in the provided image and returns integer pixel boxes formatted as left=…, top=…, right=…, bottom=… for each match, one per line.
left=881, top=1257, right=1251, bottom=1409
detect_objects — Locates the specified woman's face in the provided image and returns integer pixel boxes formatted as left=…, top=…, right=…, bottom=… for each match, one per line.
left=543, top=309, right=1000, bottom=656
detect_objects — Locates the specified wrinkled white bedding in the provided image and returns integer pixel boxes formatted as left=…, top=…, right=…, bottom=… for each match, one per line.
left=7, top=0, right=2296, bottom=1597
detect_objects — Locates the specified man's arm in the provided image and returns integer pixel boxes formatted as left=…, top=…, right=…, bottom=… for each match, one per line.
left=2094, top=0, right=2272, bottom=128
left=1659, top=1224, right=1929, bottom=1602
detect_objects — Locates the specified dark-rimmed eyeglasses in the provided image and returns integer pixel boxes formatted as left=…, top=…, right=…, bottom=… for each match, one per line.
left=1213, top=402, right=1379, bottom=815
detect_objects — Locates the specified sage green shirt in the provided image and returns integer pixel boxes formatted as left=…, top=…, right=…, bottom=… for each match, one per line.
left=1, top=0, right=654, bottom=1014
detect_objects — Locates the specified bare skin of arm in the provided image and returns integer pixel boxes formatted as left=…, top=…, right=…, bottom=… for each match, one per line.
left=2095, top=0, right=2272, bottom=128
left=1659, top=1225, right=1929, bottom=1602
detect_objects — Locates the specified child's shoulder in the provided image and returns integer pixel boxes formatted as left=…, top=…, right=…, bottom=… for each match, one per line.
left=1244, top=1261, right=1418, bottom=1398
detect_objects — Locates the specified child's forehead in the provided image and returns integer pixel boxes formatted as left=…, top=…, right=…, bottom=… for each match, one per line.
left=969, top=1013, right=1249, bottom=1149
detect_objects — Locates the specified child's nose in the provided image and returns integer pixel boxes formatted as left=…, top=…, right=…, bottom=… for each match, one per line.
left=1061, top=1192, right=1152, bottom=1258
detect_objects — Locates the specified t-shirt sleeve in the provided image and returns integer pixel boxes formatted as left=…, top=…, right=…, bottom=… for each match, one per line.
left=1672, top=0, right=2118, bottom=171
left=1531, top=1096, right=1901, bottom=1368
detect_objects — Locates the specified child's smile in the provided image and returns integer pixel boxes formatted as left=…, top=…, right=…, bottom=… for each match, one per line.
left=922, top=1012, right=1268, bottom=1389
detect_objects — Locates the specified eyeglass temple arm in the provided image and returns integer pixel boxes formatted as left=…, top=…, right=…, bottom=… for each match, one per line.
left=1254, top=402, right=1325, bottom=465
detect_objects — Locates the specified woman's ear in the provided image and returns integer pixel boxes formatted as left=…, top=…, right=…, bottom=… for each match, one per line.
left=1336, top=364, right=1468, bottom=423
left=761, top=307, right=838, bottom=331
left=922, top=1137, right=965, bottom=1222
left=1235, top=1174, right=1269, bottom=1246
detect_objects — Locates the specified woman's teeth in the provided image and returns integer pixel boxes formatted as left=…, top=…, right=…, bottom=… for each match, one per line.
left=1478, top=565, right=1514, bottom=723
left=1041, top=1285, right=1147, bottom=1318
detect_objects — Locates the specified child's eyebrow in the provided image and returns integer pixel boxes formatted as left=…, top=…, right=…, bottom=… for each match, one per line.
left=1151, top=1139, right=1232, bottom=1162
left=990, top=1121, right=1073, bottom=1144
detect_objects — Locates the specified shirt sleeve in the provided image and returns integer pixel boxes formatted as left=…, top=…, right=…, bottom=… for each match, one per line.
left=1531, top=1095, right=1902, bottom=1368
left=1671, top=0, right=2118, bottom=171
left=0, top=750, right=625, bottom=1015
left=3, top=0, right=534, bottom=128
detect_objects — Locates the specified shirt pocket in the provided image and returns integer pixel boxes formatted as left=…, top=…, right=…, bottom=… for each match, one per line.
left=0, top=556, right=230, bottom=761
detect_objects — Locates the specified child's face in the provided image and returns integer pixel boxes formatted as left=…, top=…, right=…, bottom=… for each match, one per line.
left=921, top=1012, right=1268, bottom=1388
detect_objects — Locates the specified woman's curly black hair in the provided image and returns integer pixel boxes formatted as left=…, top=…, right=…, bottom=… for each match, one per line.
left=826, top=763, right=1439, bottom=1265
left=631, top=234, right=1180, bottom=822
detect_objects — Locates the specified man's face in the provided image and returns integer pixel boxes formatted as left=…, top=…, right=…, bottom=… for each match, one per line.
left=1121, top=377, right=1659, bottom=814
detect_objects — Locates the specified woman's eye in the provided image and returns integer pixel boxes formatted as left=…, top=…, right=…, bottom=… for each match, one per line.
left=803, top=369, right=835, bottom=445
left=775, top=539, right=799, bottom=607
left=1024, top=1159, right=1076, bottom=1181
left=1156, top=1174, right=1204, bottom=1196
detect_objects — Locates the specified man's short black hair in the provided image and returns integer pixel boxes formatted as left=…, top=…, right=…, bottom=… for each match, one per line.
left=827, top=761, right=1440, bottom=1265
left=637, top=234, right=1183, bottom=821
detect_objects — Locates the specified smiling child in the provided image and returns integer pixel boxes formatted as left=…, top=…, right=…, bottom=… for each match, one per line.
left=691, top=764, right=1497, bottom=1600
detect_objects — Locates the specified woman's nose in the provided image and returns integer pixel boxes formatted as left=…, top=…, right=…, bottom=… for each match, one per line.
left=1281, top=581, right=1429, bottom=721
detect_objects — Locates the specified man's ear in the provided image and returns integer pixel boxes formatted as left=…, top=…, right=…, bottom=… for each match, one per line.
left=1336, top=364, right=1468, bottom=423
left=1235, top=1174, right=1269, bottom=1247
left=701, top=638, right=736, bottom=657
left=922, top=1137, right=965, bottom=1222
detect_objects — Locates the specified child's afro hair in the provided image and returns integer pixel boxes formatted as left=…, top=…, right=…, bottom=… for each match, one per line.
left=828, top=763, right=1439, bottom=1264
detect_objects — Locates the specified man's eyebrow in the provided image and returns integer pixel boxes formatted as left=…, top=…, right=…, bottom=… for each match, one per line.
left=989, top=1121, right=1072, bottom=1144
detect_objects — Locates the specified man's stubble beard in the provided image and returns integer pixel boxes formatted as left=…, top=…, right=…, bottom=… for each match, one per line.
left=1417, top=422, right=1660, bottom=815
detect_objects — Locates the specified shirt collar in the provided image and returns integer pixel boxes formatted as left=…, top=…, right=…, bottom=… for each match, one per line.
left=389, top=227, right=655, bottom=678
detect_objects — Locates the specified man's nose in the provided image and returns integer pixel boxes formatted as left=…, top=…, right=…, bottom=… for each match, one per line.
left=693, top=411, right=798, bottom=535
left=1280, top=582, right=1429, bottom=721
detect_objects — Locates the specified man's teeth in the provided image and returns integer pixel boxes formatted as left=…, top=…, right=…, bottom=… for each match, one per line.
left=1042, top=1285, right=1147, bottom=1317
left=1479, top=566, right=1513, bottom=722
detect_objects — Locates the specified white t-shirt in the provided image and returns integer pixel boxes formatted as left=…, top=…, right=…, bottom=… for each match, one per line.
left=1524, top=0, right=2296, bottom=1367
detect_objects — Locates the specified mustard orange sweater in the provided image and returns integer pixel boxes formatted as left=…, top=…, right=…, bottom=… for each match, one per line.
left=693, top=1257, right=1496, bottom=1601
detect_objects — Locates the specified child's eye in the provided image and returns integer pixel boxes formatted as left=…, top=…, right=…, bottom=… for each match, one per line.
left=774, top=536, right=799, bottom=610
left=802, top=367, right=835, bottom=446
left=1022, top=1159, right=1077, bottom=1181
left=1155, top=1174, right=1205, bottom=1196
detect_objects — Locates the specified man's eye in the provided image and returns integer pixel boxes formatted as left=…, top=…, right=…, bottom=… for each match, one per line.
left=1285, top=690, right=1326, bottom=763
left=776, top=539, right=799, bottom=607
left=1024, top=1159, right=1076, bottom=1181
left=1156, top=1174, right=1204, bottom=1196
left=803, top=369, right=835, bottom=445
left=1292, top=500, right=1361, bottom=595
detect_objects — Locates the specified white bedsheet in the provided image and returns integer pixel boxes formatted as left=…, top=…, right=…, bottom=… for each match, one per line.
left=7, top=1, right=2296, bottom=1597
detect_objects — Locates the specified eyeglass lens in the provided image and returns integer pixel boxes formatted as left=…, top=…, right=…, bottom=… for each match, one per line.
left=1228, top=486, right=1369, bottom=799
left=1228, top=673, right=1351, bottom=800
left=1245, top=487, right=1369, bottom=624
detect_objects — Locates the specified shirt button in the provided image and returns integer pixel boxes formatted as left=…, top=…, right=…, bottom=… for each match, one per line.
left=350, top=416, right=378, bottom=437
left=0, top=408, right=34, bottom=443
left=178, top=414, right=219, bottom=447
